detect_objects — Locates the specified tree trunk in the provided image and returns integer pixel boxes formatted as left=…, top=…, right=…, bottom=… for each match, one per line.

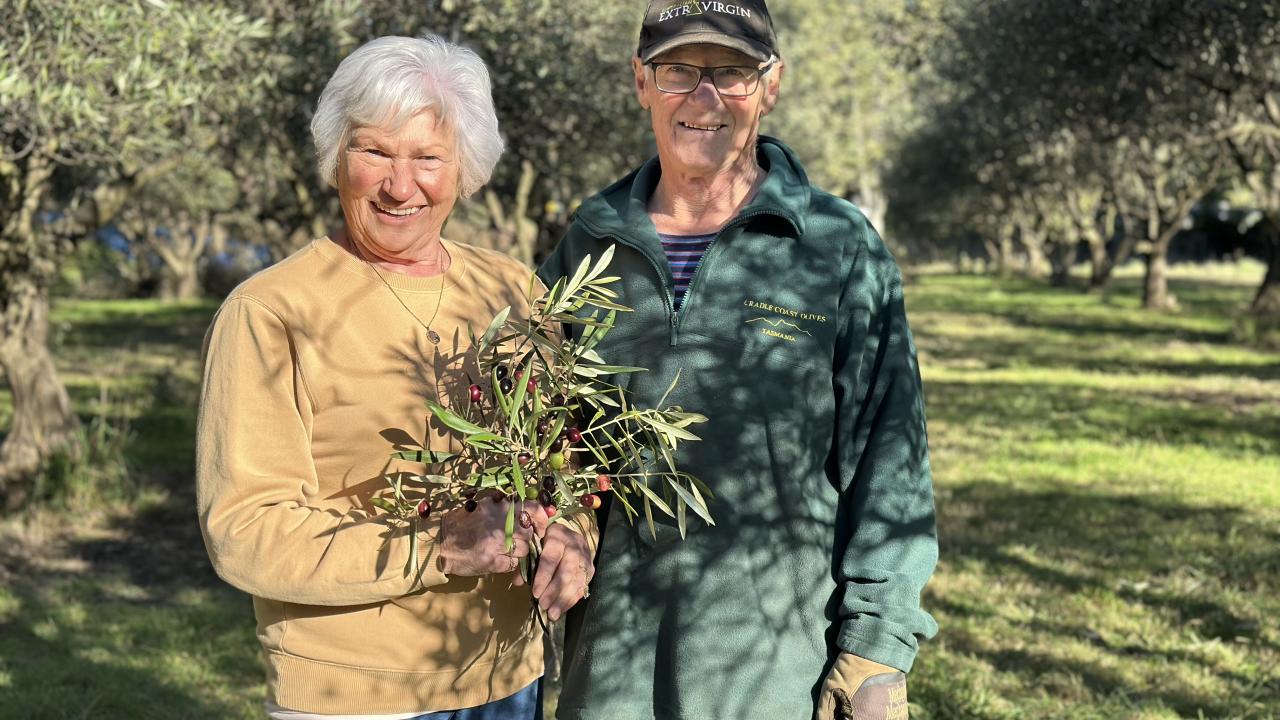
left=1047, top=240, right=1072, bottom=287
left=1016, top=220, right=1049, bottom=278
left=1086, top=204, right=1117, bottom=290
left=1110, top=229, right=1140, bottom=273
left=484, top=159, right=538, bottom=266
left=156, top=216, right=209, bottom=301
left=1252, top=216, right=1280, bottom=315
left=1143, top=230, right=1179, bottom=311
left=1063, top=188, right=1109, bottom=291
left=995, top=221, right=1016, bottom=276
left=0, top=278, right=81, bottom=509
left=980, top=219, right=1016, bottom=276
left=1098, top=213, right=1139, bottom=289
left=1086, top=236, right=1109, bottom=290
left=158, top=264, right=202, bottom=300
left=856, top=177, right=888, bottom=239
left=981, top=238, right=999, bottom=274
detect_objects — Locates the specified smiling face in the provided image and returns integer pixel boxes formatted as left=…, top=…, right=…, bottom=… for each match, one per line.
left=337, top=109, right=459, bottom=264
left=633, top=44, right=781, bottom=181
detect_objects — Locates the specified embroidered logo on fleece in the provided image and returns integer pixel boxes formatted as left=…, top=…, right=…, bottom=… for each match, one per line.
left=742, top=298, right=826, bottom=342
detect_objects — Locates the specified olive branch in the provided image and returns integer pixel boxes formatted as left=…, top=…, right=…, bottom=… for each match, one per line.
left=372, top=247, right=712, bottom=560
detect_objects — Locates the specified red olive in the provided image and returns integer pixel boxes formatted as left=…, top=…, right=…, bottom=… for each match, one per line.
left=417, top=499, right=432, bottom=519
left=580, top=494, right=601, bottom=510
left=468, top=384, right=483, bottom=403
left=566, top=427, right=582, bottom=444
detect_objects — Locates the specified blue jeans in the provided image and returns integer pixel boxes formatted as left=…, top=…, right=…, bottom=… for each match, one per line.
left=410, top=679, right=542, bottom=720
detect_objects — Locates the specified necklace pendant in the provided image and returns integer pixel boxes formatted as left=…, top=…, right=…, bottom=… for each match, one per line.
left=426, top=328, right=441, bottom=345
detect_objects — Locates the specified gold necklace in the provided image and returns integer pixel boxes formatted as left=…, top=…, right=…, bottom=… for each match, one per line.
left=369, top=261, right=446, bottom=345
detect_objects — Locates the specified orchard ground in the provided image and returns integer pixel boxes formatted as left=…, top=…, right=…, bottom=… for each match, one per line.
left=0, top=262, right=1276, bottom=719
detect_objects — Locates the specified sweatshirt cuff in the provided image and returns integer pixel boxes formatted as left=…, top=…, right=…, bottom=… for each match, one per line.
left=836, top=619, right=920, bottom=673
left=410, top=516, right=449, bottom=590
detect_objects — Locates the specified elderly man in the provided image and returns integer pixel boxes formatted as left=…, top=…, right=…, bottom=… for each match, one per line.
left=539, top=2, right=937, bottom=719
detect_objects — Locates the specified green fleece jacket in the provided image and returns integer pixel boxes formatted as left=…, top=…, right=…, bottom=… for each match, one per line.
left=538, top=137, right=937, bottom=719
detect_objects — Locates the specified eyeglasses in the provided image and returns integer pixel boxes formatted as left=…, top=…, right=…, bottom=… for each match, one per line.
left=648, top=62, right=772, bottom=97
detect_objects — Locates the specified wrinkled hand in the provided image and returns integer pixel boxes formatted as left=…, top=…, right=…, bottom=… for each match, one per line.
left=530, top=522, right=594, bottom=621
left=815, top=653, right=908, bottom=720
left=439, top=499, right=549, bottom=584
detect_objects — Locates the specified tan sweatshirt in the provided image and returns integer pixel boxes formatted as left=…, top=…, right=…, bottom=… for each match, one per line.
left=196, top=237, right=553, bottom=714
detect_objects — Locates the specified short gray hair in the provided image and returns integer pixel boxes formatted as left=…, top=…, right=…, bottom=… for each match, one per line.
left=311, top=34, right=504, bottom=198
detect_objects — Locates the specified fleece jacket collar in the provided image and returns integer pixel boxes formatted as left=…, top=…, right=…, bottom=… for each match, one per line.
left=572, top=135, right=809, bottom=251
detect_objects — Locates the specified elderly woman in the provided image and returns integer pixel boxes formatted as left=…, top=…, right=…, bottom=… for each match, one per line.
left=197, top=35, right=593, bottom=719
left=538, top=2, right=937, bottom=719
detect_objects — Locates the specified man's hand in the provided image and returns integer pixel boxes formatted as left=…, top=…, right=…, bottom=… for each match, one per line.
left=815, top=653, right=908, bottom=720
left=530, top=522, right=594, bottom=621
left=438, top=499, right=547, bottom=584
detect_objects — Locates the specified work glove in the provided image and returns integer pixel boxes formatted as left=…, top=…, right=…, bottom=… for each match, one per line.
left=815, top=652, right=909, bottom=720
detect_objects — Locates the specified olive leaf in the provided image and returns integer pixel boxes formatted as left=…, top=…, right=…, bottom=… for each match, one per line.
left=375, top=251, right=710, bottom=561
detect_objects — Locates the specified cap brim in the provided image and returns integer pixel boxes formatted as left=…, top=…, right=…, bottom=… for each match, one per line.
left=639, top=31, right=771, bottom=64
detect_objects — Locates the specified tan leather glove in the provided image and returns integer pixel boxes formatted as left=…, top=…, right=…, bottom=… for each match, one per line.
left=815, top=652, right=909, bottom=720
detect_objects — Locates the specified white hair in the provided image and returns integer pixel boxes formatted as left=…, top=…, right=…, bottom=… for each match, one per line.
left=310, top=34, right=504, bottom=198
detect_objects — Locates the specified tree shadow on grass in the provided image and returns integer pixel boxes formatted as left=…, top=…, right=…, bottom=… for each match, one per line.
left=0, top=625, right=249, bottom=720
left=911, top=273, right=1254, bottom=318
left=70, top=481, right=223, bottom=593
left=0, top=490, right=262, bottom=718
left=922, top=480, right=1280, bottom=717
left=0, top=493, right=258, bottom=718
left=925, top=378, right=1280, bottom=454
left=914, top=320, right=1280, bottom=383
left=911, top=275, right=1279, bottom=380
left=51, top=302, right=218, bottom=355
left=0, top=450, right=259, bottom=717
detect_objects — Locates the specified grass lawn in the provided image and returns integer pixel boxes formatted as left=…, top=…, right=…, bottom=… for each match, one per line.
left=907, top=269, right=1280, bottom=719
left=0, top=267, right=1277, bottom=718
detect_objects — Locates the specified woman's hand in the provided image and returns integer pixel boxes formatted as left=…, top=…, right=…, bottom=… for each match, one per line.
left=530, top=522, right=595, bottom=621
left=438, top=499, right=548, bottom=584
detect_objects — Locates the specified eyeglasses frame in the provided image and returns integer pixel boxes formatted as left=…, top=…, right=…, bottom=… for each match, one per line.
left=646, top=60, right=775, bottom=97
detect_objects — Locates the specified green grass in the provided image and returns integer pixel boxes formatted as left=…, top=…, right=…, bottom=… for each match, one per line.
left=907, top=271, right=1280, bottom=719
left=0, top=298, right=250, bottom=719
left=0, top=271, right=1277, bottom=718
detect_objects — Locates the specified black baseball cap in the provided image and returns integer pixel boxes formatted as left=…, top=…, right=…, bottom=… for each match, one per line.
left=637, top=1, right=779, bottom=64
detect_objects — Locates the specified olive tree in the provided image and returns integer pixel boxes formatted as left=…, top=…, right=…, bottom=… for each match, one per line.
left=893, top=0, right=1235, bottom=309
left=0, top=0, right=272, bottom=505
